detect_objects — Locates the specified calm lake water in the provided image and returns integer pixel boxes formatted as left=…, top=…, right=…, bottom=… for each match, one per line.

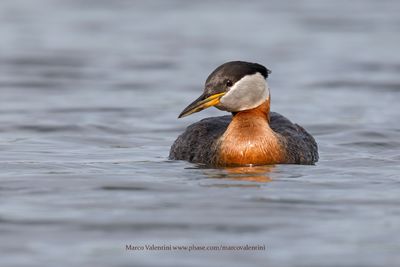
left=1, top=0, right=400, bottom=266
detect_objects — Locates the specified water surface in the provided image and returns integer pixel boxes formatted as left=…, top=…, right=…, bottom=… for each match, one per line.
left=0, top=0, right=400, bottom=266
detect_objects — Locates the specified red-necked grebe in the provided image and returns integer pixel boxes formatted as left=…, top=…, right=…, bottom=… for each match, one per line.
left=169, top=61, right=318, bottom=166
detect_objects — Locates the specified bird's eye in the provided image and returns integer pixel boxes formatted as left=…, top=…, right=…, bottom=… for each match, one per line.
left=226, top=80, right=233, bottom=87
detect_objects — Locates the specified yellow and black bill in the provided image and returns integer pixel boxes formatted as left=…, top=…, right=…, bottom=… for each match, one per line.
left=178, top=92, right=226, bottom=118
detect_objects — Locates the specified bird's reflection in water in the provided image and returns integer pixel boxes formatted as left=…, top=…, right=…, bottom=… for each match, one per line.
left=200, top=165, right=274, bottom=183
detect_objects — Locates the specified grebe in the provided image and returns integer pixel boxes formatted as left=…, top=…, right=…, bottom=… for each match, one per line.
left=169, top=61, right=318, bottom=166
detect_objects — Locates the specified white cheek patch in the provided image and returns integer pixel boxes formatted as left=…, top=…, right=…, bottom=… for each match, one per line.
left=219, top=72, right=269, bottom=112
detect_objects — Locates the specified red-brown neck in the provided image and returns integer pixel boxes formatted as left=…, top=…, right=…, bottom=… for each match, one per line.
left=231, top=96, right=271, bottom=122
left=216, top=98, right=286, bottom=166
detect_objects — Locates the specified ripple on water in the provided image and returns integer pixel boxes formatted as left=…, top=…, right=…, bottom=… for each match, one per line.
left=1, top=55, right=86, bottom=68
left=119, top=60, right=178, bottom=70
left=339, top=141, right=400, bottom=149
left=355, top=62, right=400, bottom=73
left=336, top=129, right=400, bottom=150
left=15, top=125, right=85, bottom=133
left=310, top=80, right=400, bottom=92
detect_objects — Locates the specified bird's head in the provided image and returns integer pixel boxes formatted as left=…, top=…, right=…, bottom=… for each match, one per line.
left=179, top=61, right=271, bottom=118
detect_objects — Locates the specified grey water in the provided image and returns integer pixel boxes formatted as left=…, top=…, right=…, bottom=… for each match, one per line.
left=1, top=0, right=400, bottom=266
